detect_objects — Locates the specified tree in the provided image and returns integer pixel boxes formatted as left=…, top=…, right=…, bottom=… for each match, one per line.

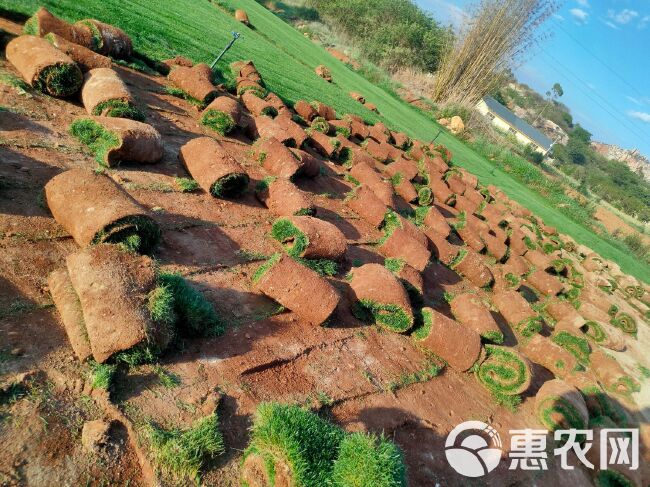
left=432, top=0, right=559, bottom=105
left=571, top=124, right=592, bottom=144
left=533, top=81, right=564, bottom=124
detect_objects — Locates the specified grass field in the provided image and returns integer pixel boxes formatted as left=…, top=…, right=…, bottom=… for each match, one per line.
left=1, top=0, right=648, bottom=282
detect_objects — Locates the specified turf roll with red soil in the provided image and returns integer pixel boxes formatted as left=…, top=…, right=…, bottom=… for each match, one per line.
left=377, top=227, right=430, bottom=272
left=81, top=68, right=141, bottom=120
left=412, top=307, right=481, bottom=371
left=65, top=244, right=172, bottom=363
left=241, top=91, right=278, bottom=118
left=418, top=205, right=451, bottom=238
left=534, top=379, right=589, bottom=432
left=6, top=35, right=83, bottom=97
left=345, top=185, right=388, bottom=227
left=312, top=101, right=336, bottom=120
left=75, top=18, right=133, bottom=58
left=450, top=248, right=494, bottom=288
left=44, top=33, right=112, bottom=72
left=253, top=254, right=339, bottom=325
left=349, top=162, right=395, bottom=206
left=69, top=116, right=163, bottom=166
left=168, top=63, right=218, bottom=105
left=271, top=216, right=347, bottom=260
left=289, top=148, right=320, bottom=178
left=23, top=7, right=95, bottom=49
left=520, top=334, right=578, bottom=379
left=48, top=268, right=93, bottom=362
left=253, top=137, right=301, bottom=179
left=590, top=349, right=640, bottom=396
left=45, top=168, right=160, bottom=252
left=525, top=270, right=564, bottom=296
left=349, top=263, right=413, bottom=332
left=475, top=345, right=532, bottom=397
left=255, top=116, right=307, bottom=148
left=308, top=130, right=341, bottom=159
left=179, top=137, right=249, bottom=198
left=293, top=100, right=318, bottom=122
left=491, top=290, right=542, bottom=337
left=450, top=293, right=503, bottom=343
left=201, top=96, right=242, bottom=135
left=256, top=177, right=315, bottom=217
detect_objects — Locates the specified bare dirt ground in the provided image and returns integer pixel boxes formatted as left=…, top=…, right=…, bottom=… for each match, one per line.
left=1, top=16, right=649, bottom=487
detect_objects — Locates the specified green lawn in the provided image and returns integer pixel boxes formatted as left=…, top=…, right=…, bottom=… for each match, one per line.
left=2, top=0, right=648, bottom=282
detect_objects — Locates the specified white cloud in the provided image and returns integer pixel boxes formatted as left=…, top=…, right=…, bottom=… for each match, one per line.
left=639, top=15, right=650, bottom=29
left=576, top=0, right=590, bottom=7
left=607, top=9, right=639, bottom=25
left=553, top=13, right=565, bottom=21
left=604, top=20, right=620, bottom=30
left=570, top=8, right=589, bottom=23
left=628, top=110, right=650, bottom=123
left=626, top=96, right=642, bottom=105
left=417, top=0, right=467, bottom=30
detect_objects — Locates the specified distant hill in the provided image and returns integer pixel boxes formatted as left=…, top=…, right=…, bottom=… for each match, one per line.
left=591, top=141, right=650, bottom=182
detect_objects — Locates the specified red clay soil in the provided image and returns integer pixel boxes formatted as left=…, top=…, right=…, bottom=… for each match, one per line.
left=492, top=290, right=537, bottom=327
left=168, top=63, right=218, bottom=104
left=416, top=307, right=482, bottom=371
left=44, top=168, right=157, bottom=247
left=450, top=293, right=502, bottom=340
left=178, top=137, right=249, bottom=198
left=293, top=99, right=318, bottom=121
left=345, top=185, right=388, bottom=227
left=81, top=67, right=132, bottom=115
left=254, top=253, right=340, bottom=325
left=27, top=7, right=95, bottom=48
left=453, top=249, right=494, bottom=287
left=45, top=33, right=112, bottom=72
left=283, top=215, right=347, bottom=260
left=254, top=137, right=301, bottom=179
left=378, top=228, right=431, bottom=272
left=520, top=335, right=578, bottom=379
left=6, top=35, right=82, bottom=96
left=525, top=269, right=564, bottom=296
left=256, top=178, right=315, bottom=217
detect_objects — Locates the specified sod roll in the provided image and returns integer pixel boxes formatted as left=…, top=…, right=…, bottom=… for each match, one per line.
left=420, top=205, right=451, bottom=238
left=70, top=116, right=163, bottom=166
left=350, top=162, right=396, bottom=207
left=168, top=63, right=218, bottom=105
left=201, top=96, right=242, bottom=135
left=81, top=68, right=138, bottom=119
left=66, top=244, right=171, bottom=363
left=450, top=293, right=503, bottom=343
left=256, top=178, right=315, bottom=217
left=345, top=185, right=388, bottom=227
left=426, top=229, right=460, bottom=265
left=253, top=254, right=340, bottom=325
left=241, top=91, right=278, bottom=118
left=289, top=148, right=320, bottom=178
left=45, top=168, right=160, bottom=252
left=475, top=345, right=532, bottom=397
left=253, top=137, right=301, bottom=179
left=492, top=290, right=541, bottom=337
left=610, top=312, right=637, bottom=337
left=525, top=270, right=564, bottom=296
left=535, top=379, right=589, bottom=432
left=590, top=349, right=640, bottom=396
left=48, top=268, right=92, bottom=362
left=551, top=330, right=591, bottom=366
left=179, top=137, right=249, bottom=198
left=6, top=35, right=82, bottom=97
left=24, top=7, right=94, bottom=49
left=378, top=228, right=430, bottom=272
left=520, top=334, right=578, bottom=379
left=271, top=216, right=346, bottom=260
left=413, top=307, right=482, bottom=371
left=308, top=129, right=340, bottom=159
left=44, top=33, right=112, bottom=72
left=452, top=249, right=494, bottom=288
left=75, top=19, right=133, bottom=58
left=255, top=116, right=307, bottom=148
left=294, top=99, right=317, bottom=122
left=349, top=263, right=413, bottom=333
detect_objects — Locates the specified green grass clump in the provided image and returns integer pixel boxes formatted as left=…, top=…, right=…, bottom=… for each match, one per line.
left=70, top=118, right=121, bottom=165
left=153, top=364, right=181, bottom=388
left=175, top=177, right=200, bottom=192
left=33, top=62, right=82, bottom=97
left=537, top=394, right=587, bottom=432
left=311, top=116, right=330, bottom=134
left=92, top=99, right=145, bottom=121
left=145, top=414, right=224, bottom=482
left=89, top=360, right=117, bottom=390
left=252, top=253, right=282, bottom=283
left=552, top=331, right=590, bottom=366
left=353, top=299, right=413, bottom=333
left=595, top=470, right=634, bottom=487
left=448, top=248, right=468, bottom=270
left=335, top=126, right=351, bottom=138
left=164, top=86, right=205, bottom=107
left=211, top=173, right=249, bottom=198
left=200, top=109, right=236, bottom=135
left=515, top=316, right=543, bottom=337
left=483, top=330, right=504, bottom=344
left=301, top=258, right=338, bottom=276
left=271, top=218, right=308, bottom=257
left=237, top=84, right=266, bottom=98
left=384, top=258, right=405, bottom=274
left=93, top=215, right=161, bottom=255
left=243, top=402, right=345, bottom=487
left=158, top=272, right=225, bottom=337
left=610, top=313, right=637, bottom=337
left=22, top=14, right=38, bottom=35
left=476, top=346, right=529, bottom=397
left=148, top=285, right=176, bottom=326
left=411, top=308, right=433, bottom=341
left=331, top=432, right=406, bottom=487
left=417, top=186, right=432, bottom=206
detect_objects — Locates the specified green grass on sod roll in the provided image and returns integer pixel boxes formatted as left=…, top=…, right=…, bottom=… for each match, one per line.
left=33, top=62, right=83, bottom=97
left=271, top=218, right=308, bottom=258
left=353, top=299, right=413, bottom=333
left=537, top=395, right=586, bottom=432
left=92, top=215, right=161, bottom=254
left=70, top=118, right=121, bottom=165
left=551, top=331, right=591, bottom=366
left=210, top=172, right=249, bottom=198
left=92, top=99, right=146, bottom=121
left=200, top=109, right=236, bottom=135
left=476, top=346, right=529, bottom=397
left=610, top=313, right=637, bottom=337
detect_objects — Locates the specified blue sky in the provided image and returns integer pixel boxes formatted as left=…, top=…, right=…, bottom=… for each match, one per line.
left=415, top=0, right=650, bottom=156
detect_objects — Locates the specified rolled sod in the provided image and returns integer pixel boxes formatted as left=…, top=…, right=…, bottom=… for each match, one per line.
left=378, top=228, right=430, bottom=272
left=168, top=64, right=218, bottom=106
left=349, top=162, right=396, bottom=207
left=331, top=432, right=406, bottom=487
left=482, top=231, right=508, bottom=261
left=418, top=205, right=451, bottom=238
left=271, top=216, right=346, bottom=261
left=312, top=101, right=336, bottom=120
left=429, top=177, right=455, bottom=205
left=455, top=224, right=486, bottom=253
left=23, top=7, right=95, bottom=49
left=253, top=254, right=340, bottom=325
left=451, top=248, right=494, bottom=288
left=265, top=92, right=288, bottom=114
left=551, top=330, right=591, bottom=366
left=384, top=157, right=419, bottom=181
left=256, top=177, right=315, bottom=217
left=349, top=263, right=414, bottom=333
left=413, top=307, right=482, bottom=371
left=48, top=268, right=92, bottom=362
left=364, top=139, right=395, bottom=163
left=579, top=302, right=611, bottom=324
left=201, top=96, right=242, bottom=135
left=492, top=290, right=542, bottom=337
left=44, top=33, right=112, bottom=72
left=393, top=177, right=418, bottom=203
left=426, top=229, right=460, bottom=265
left=44, top=168, right=160, bottom=252
left=368, top=121, right=391, bottom=144
left=241, top=402, right=344, bottom=487
left=450, top=294, right=503, bottom=343
left=525, top=270, right=564, bottom=296
left=289, top=148, right=321, bottom=178
left=255, top=115, right=307, bottom=148
left=330, top=119, right=351, bottom=138
left=253, top=137, right=301, bottom=179
left=546, top=298, right=584, bottom=325
left=308, top=129, right=341, bottom=159
left=235, top=9, right=250, bottom=24
left=523, top=249, right=553, bottom=271
left=232, top=60, right=263, bottom=84
left=590, top=349, right=640, bottom=397
left=310, top=116, right=333, bottom=134
left=475, top=345, right=532, bottom=397
left=81, top=68, right=142, bottom=120
left=75, top=19, right=132, bottom=58
left=241, top=91, right=278, bottom=118
left=349, top=119, right=370, bottom=140
left=521, top=334, right=579, bottom=379
left=179, top=137, right=249, bottom=198
left=610, top=313, right=637, bottom=337
left=293, top=99, right=318, bottom=122
left=70, top=116, right=163, bottom=166
left=66, top=244, right=172, bottom=363
left=6, top=35, right=83, bottom=97
left=345, top=185, right=388, bottom=227
left=535, top=379, right=589, bottom=432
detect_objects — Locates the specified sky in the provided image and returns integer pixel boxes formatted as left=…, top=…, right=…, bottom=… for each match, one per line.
left=415, top=0, right=650, bottom=156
